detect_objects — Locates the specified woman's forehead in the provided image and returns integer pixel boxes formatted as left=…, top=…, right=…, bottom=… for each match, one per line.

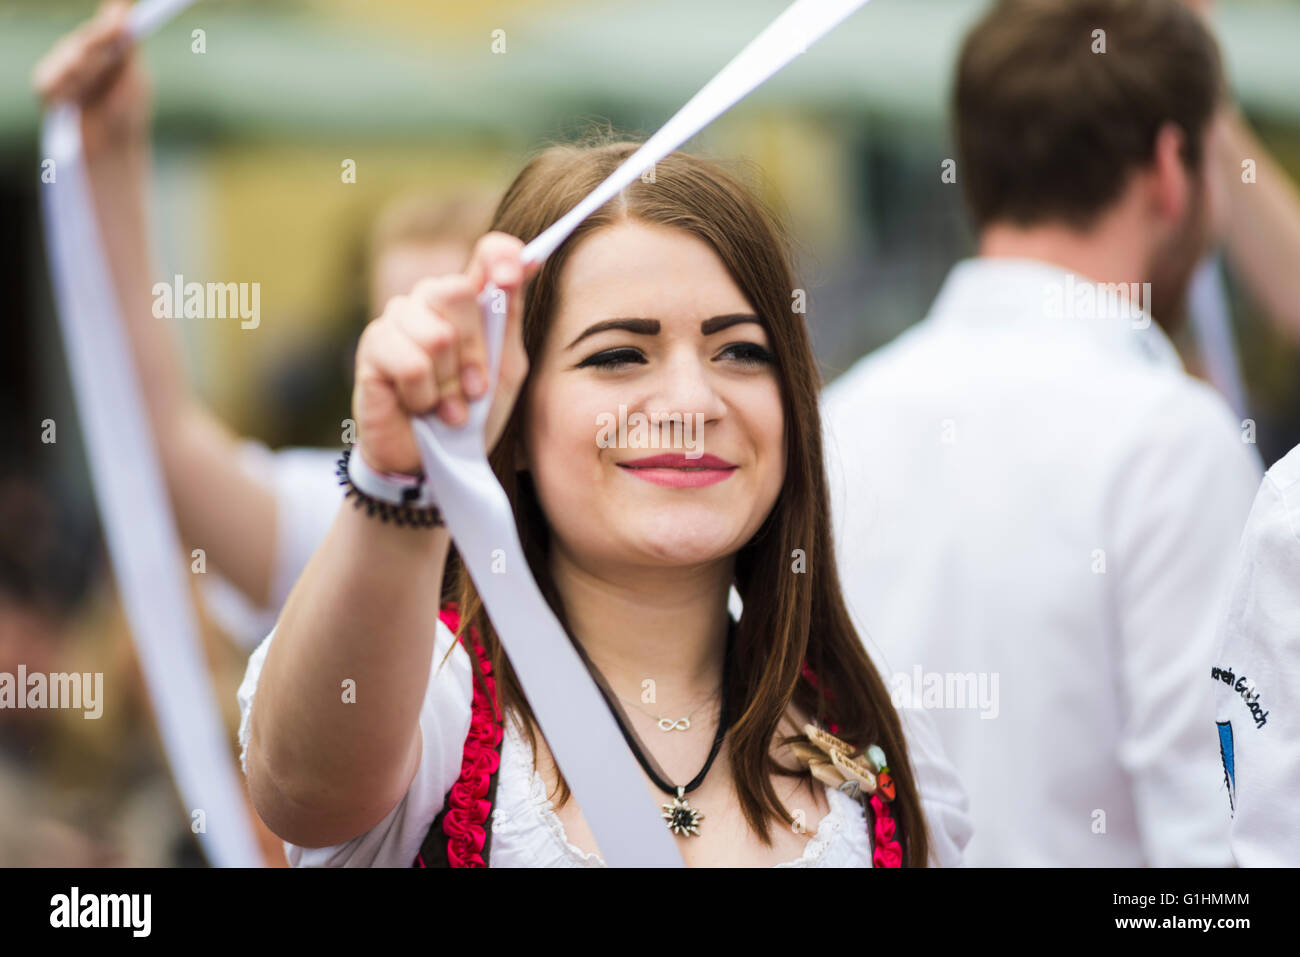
left=553, top=221, right=754, bottom=328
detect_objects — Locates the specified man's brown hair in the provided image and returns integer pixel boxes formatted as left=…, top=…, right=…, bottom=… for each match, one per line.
left=954, top=0, right=1223, bottom=232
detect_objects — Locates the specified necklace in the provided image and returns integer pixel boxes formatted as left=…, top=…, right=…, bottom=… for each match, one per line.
left=614, top=686, right=719, bottom=732
left=594, top=619, right=735, bottom=838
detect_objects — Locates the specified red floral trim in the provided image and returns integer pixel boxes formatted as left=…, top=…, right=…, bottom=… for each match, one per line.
left=801, top=659, right=903, bottom=869
left=870, top=793, right=902, bottom=868
left=439, top=604, right=502, bottom=868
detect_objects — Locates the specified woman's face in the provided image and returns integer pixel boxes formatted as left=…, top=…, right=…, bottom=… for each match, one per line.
left=522, top=220, right=786, bottom=574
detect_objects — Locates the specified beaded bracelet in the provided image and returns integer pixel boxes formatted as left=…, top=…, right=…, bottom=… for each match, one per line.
left=336, top=447, right=445, bottom=529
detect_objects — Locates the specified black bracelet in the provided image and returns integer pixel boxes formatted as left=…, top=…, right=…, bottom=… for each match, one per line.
left=336, top=447, right=445, bottom=529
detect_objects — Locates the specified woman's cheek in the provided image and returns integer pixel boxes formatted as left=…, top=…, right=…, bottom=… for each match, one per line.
left=525, top=388, right=604, bottom=507
left=753, top=385, right=786, bottom=502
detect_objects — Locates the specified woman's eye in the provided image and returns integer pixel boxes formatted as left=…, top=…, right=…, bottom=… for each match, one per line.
left=577, top=347, right=647, bottom=370
left=718, top=342, right=774, bottom=366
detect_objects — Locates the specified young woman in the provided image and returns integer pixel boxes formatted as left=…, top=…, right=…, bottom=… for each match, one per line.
left=238, top=138, right=965, bottom=868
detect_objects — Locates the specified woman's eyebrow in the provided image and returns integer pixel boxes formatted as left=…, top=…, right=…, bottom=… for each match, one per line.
left=700, top=313, right=763, bottom=335
left=566, top=318, right=660, bottom=350
left=566, top=313, right=764, bottom=350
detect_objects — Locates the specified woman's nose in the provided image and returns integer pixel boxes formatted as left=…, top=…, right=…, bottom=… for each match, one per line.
left=642, top=350, right=727, bottom=424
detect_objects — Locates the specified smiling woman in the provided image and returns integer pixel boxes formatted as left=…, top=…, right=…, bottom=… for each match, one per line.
left=239, top=133, right=959, bottom=868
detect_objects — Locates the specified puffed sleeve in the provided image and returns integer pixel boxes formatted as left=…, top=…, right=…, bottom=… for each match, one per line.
left=236, top=614, right=474, bottom=867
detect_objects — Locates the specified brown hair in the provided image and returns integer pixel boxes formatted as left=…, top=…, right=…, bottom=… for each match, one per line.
left=954, top=0, right=1223, bottom=232
left=443, top=134, right=931, bottom=865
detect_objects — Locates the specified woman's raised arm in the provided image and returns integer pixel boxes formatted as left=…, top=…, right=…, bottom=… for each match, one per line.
left=244, top=235, right=532, bottom=847
left=32, top=0, right=283, bottom=605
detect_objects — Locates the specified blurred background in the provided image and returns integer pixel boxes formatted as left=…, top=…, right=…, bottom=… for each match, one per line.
left=2, top=0, right=1299, bottom=865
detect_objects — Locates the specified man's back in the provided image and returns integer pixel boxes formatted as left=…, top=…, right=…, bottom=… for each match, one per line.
left=823, top=257, right=1262, bottom=865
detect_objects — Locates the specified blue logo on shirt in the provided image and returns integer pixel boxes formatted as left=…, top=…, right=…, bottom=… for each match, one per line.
left=1216, top=720, right=1235, bottom=815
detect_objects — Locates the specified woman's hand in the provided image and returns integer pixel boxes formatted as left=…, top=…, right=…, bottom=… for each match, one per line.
left=31, top=0, right=151, bottom=158
left=353, top=232, right=535, bottom=476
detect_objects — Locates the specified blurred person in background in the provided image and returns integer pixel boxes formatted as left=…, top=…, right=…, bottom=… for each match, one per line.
left=32, top=1, right=494, bottom=651
left=0, top=476, right=204, bottom=865
left=28, top=0, right=491, bottom=865
left=822, top=0, right=1300, bottom=866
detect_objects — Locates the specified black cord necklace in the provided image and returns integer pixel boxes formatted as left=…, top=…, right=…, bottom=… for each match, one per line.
left=591, top=618, right=736, bottom=838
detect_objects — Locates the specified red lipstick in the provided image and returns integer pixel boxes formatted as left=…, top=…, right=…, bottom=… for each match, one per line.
left=616, top=453, right=738, bottom=488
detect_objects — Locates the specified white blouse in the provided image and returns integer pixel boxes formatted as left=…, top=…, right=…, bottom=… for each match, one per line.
left=236, top=617, right=879, bottom=867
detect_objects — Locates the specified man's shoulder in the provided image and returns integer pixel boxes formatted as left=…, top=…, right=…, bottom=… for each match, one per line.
left=1263, top=443, right=1300, bottom=495
left=1124, top=369, right=1250, bottom=450
left=1247, top=443, right=1300, bottom=551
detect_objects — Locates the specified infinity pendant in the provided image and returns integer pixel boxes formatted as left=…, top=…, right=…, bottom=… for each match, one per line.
left=657, top=717, right=691, bottom=732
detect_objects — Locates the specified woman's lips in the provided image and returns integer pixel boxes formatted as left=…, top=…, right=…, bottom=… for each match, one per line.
left=616, top=453, right=738, bottom=488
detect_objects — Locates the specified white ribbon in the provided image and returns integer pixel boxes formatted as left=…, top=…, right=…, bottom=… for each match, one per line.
left=40, top=0, right=261, bottom=867
left=415, top=0, right=870, bottom=867
left=41, top=0, right=870, bottom=869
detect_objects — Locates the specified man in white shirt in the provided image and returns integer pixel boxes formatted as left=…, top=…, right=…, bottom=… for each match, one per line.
left=1211, top=446, right=1300, bottom=866
left=823, top=0, right=1264, bottom=866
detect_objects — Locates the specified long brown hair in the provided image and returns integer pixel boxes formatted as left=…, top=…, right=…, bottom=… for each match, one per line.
left=442, top=132, right=931, bottom=865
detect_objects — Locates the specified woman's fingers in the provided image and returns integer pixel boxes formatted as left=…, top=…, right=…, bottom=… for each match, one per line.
left=406, top=275, right=483, bottom=420
left=363, top=316, right=439, bottom=416
left=465, top=231, right=527, bottom=294
left=353, top=232, right=539, bottom=473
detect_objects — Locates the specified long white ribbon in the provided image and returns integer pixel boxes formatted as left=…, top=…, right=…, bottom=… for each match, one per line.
left=415, top=0, right=870, bottom=867
left=40, top=0, right=261, bottom=867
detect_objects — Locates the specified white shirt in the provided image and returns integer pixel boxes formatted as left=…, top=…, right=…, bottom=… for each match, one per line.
left=226, top=447, right=972, bottom=865
left=1211, top=443, right=1300, bottom=865
left=822, top=257, right=1263, bottom=866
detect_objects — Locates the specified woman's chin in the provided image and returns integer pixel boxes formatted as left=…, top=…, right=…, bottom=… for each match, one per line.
left=624, top=526, right=747, bottom=567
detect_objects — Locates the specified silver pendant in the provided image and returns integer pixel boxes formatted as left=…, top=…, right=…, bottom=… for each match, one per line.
left=661, top=786, right=705, bottom=836
left=657, top=716, right=691, bottom=732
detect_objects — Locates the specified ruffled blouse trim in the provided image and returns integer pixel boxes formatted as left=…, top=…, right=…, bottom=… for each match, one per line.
left=434, top=604, right=502, bottom=868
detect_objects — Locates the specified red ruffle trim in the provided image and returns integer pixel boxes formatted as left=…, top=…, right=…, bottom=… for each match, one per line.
left=801, top=659, right=903, bottom=869
left=439, top=604, right=502, bottom=868
left=869, top=793, right=902, bottom=868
